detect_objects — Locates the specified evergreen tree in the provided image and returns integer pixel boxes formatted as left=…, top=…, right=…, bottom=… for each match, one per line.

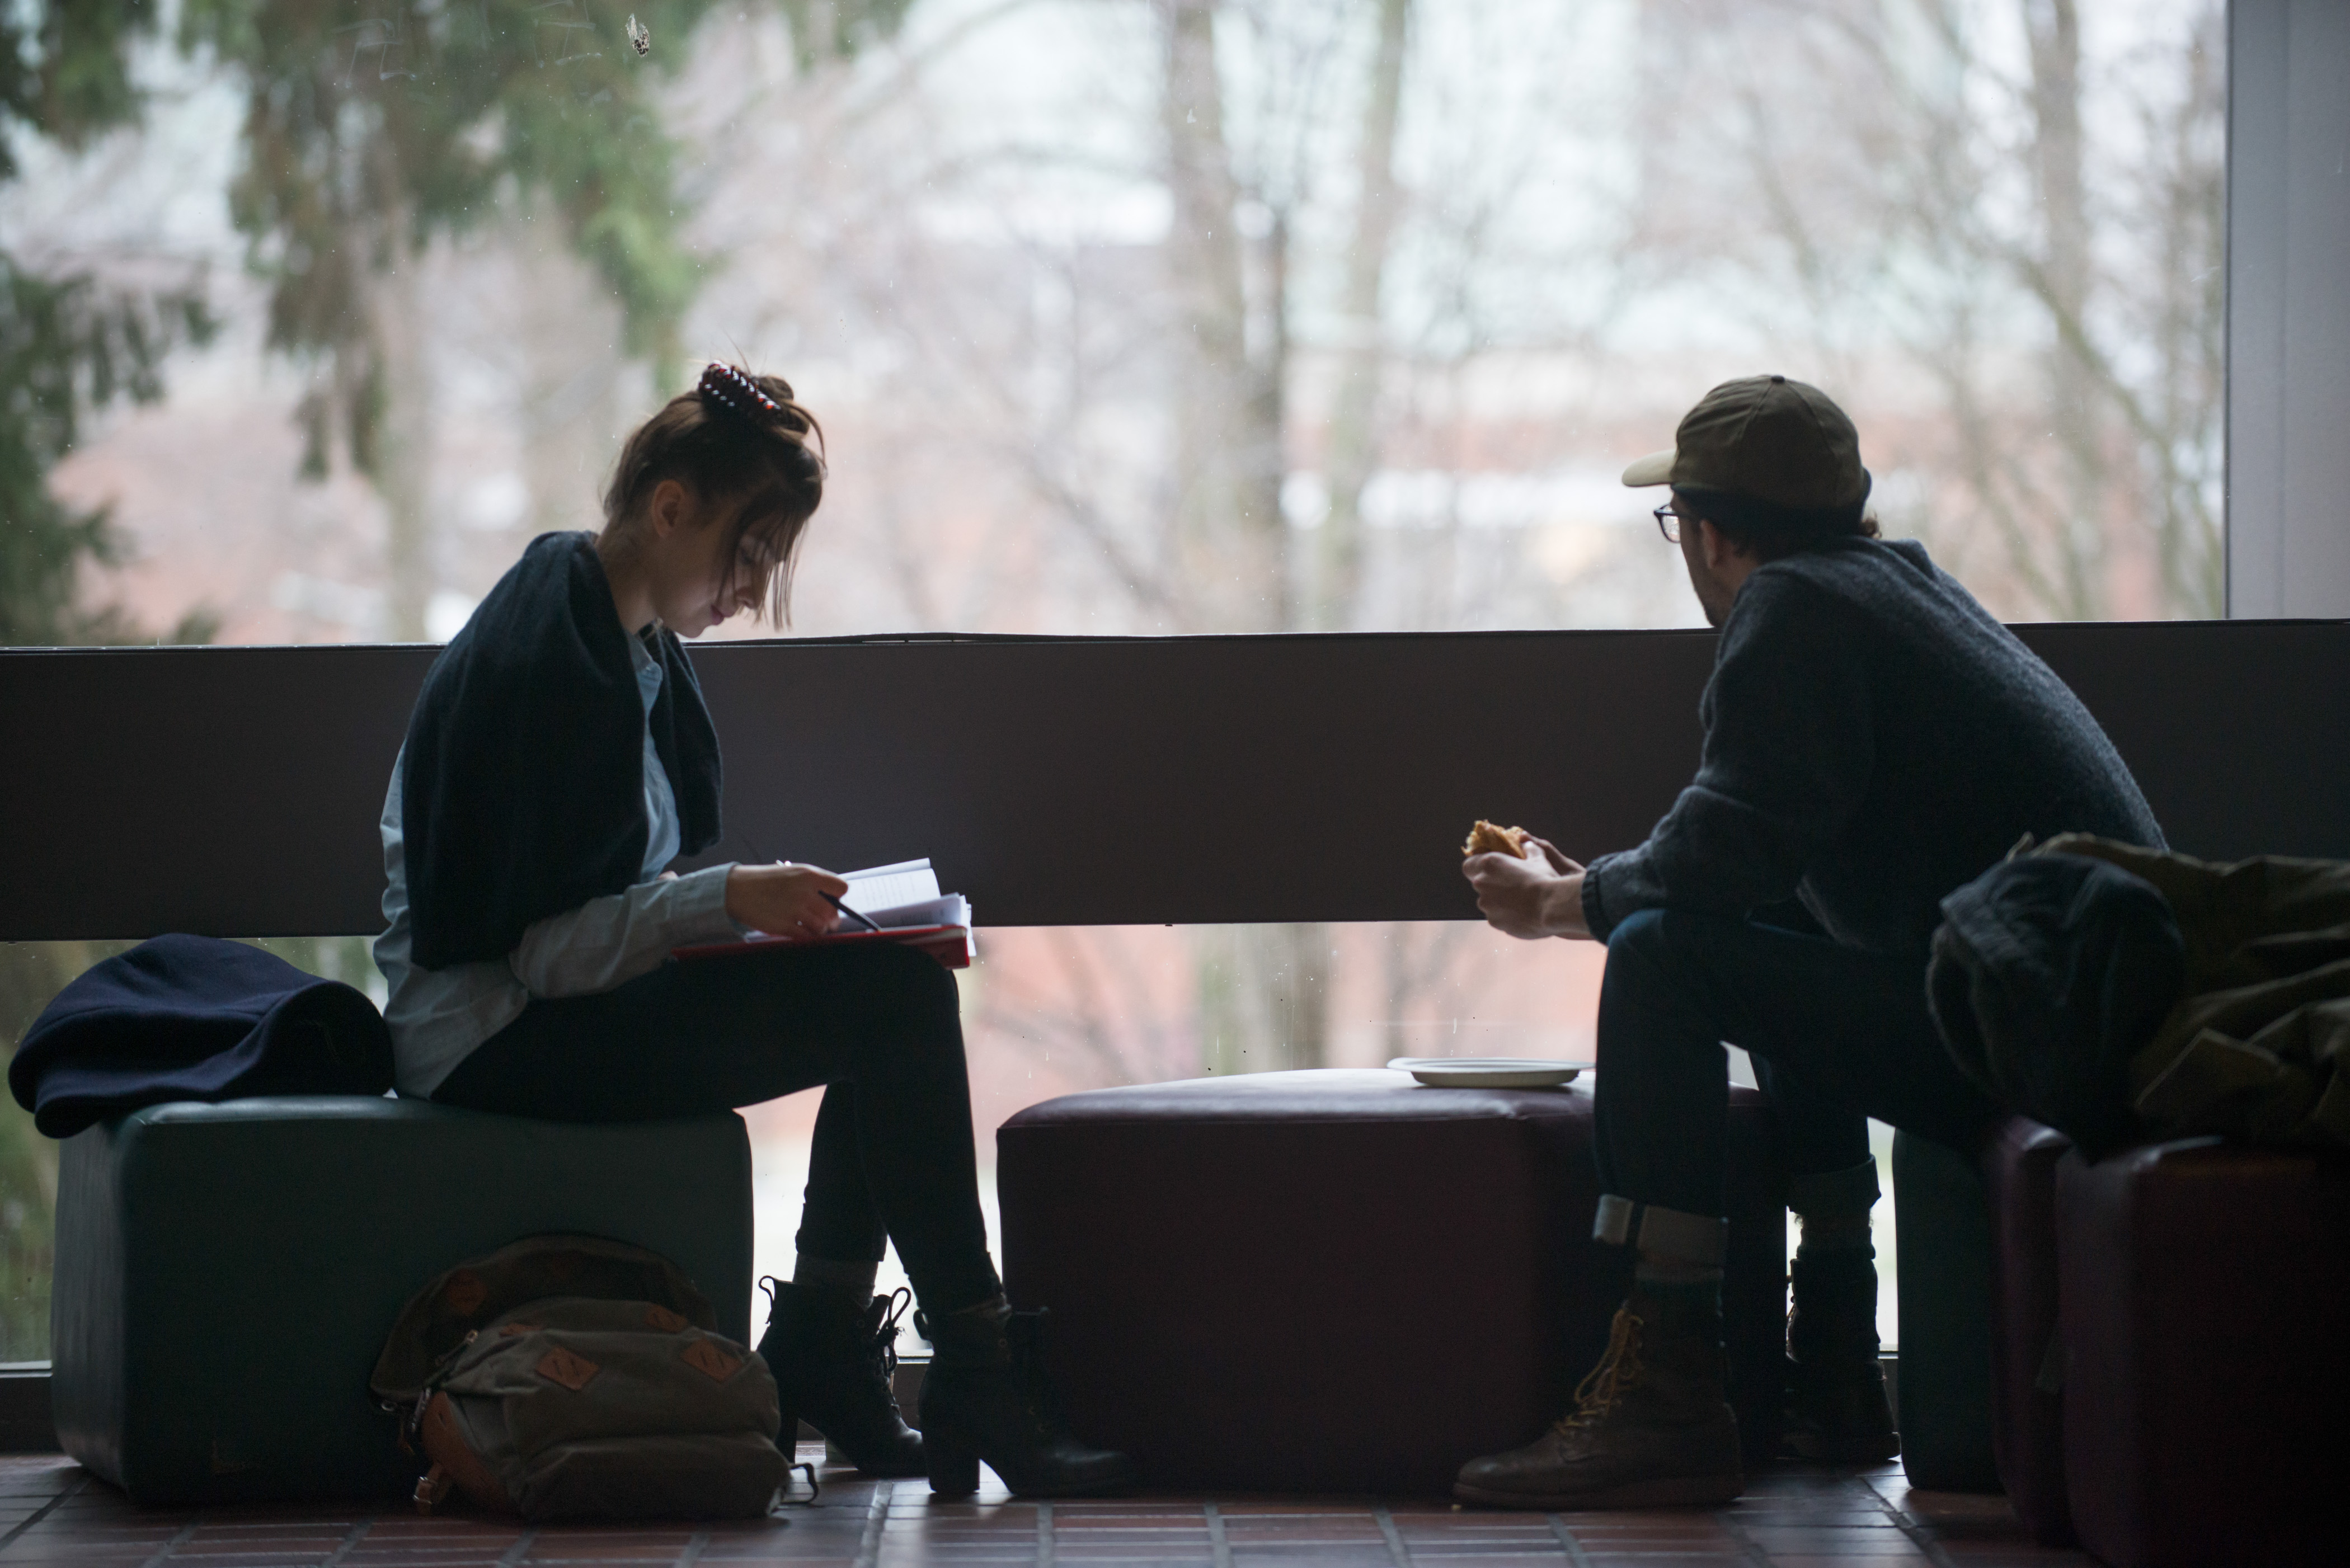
left=176, top=0, right=914, bottom=634
left=0, top=1, right=215, bottom=644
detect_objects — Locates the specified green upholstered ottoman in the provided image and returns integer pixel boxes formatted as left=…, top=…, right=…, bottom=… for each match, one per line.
left=1892, top=1129, right=2001, bottom=1492
left=51, top=1097, right=753, bottom=1504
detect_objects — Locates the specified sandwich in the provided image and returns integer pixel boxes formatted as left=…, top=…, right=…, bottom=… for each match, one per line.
left=1463, top=820, right=1530, bottom=859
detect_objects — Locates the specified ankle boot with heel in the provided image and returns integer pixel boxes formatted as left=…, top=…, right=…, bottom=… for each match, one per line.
left=756, top=1279, right=926, bottom=1477
left=916, top=1294, right=1137, bottom=1498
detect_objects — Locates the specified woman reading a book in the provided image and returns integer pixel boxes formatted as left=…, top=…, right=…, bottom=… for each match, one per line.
left=372, top=363, right=1132, bottom=1500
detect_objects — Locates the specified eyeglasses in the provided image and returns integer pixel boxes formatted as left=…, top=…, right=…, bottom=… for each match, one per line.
left=1653, top=503, right=1683, bottom=544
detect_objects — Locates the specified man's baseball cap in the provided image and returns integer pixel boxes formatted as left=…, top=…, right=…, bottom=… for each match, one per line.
left=1621, top=374, right=1871, bottom=512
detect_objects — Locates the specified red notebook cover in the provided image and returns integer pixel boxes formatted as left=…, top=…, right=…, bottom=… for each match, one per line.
left=671, top=923, right=972, bottom=969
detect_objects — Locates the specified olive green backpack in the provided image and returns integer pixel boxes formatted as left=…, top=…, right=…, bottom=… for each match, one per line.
left=372, top=1234, right=790, bottom=1522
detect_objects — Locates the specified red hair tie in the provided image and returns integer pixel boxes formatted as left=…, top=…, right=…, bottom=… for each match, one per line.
left=698, top=362, right=784, bottom=423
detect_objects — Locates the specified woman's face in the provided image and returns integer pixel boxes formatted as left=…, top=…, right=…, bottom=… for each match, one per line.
left=643, top=482, right=781, bottom=637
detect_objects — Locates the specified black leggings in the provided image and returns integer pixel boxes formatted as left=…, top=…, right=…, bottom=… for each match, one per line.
left=432, top=941, right=999, bottom=1311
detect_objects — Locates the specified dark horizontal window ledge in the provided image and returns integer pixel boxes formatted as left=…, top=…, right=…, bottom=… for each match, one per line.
left=6, top=621, right=2348, bottom=945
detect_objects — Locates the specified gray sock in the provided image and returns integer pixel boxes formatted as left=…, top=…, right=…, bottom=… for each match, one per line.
left=1789, top=1157, right=1881, bottom=1259
left=1796, top=1213, right=1875, bottom=1259
left=793, top=1255, right=879, bottom=1297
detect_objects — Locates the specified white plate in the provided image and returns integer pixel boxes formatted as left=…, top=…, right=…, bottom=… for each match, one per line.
left=1385, top=1057, right=1591, bottom=1089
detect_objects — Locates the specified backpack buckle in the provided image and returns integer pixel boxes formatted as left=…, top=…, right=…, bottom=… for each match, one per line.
left=413, top=1463, right=455, bottom=1515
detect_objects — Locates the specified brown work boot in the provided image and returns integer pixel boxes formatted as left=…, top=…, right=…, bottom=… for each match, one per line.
left=1784, top=1251, right=1899, bottom=1463
left=1454, top=1291, right=1743, bottom=1510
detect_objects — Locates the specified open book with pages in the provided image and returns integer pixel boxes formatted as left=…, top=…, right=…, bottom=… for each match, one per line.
left=671, top=858, right=973, bottom=969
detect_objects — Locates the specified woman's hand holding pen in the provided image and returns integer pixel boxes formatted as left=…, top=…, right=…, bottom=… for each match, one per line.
left=725, top=861, right=850, bottom=939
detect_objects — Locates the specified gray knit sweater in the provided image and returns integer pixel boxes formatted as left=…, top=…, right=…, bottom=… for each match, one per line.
left=1581, top=537, right=2164, bottom=959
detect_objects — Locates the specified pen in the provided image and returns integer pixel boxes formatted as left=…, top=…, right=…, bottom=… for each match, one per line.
left=741, top=834, right=882, bottom=935
left=824, top=891, right=883, bottom=933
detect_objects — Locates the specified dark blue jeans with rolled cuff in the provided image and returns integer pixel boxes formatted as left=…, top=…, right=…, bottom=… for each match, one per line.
left=1593, top=907, right=1999, bottom=1222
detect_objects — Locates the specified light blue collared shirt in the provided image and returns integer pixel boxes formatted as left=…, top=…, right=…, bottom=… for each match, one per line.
left=373, top=633, right=740, bottom=1097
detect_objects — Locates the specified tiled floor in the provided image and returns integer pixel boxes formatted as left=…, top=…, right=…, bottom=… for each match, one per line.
left=0, top=1447, right=2099, bottom=1567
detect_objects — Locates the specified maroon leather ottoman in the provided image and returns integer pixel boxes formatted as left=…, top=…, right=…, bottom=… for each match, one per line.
left=1979, top=1115, right=2073, bottom=1546
left=997, top=1068, right=1788, bottom=1493
left=2055, top=1138, right=2350, bottom=1567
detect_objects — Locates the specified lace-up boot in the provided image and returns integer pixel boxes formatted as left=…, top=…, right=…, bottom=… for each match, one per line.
left=756, top=1280, right=926, bottom=1476
left=1453, top=1291, right=1743, bottom=1509
left=915, top=1295, right=1138, bottom=1498
left=1785, top=1250, right=1898, bottom=1462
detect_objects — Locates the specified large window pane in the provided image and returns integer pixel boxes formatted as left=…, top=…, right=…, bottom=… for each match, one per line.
left=4, top=0, right=2216, bottom=1365
left=2, top=0, right=2222, bottom=648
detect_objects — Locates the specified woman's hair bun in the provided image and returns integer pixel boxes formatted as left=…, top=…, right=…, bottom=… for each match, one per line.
left=698, top=361, right=787, bottom=423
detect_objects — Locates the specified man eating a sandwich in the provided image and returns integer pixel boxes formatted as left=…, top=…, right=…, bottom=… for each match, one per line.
left=1455, top=375, right=2163, bottom=1509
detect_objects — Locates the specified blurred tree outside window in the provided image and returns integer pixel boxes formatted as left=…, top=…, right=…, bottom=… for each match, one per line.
left=3, top=0, right=2222, bottom=648
left=3, top=0, right=2223, bottom=1359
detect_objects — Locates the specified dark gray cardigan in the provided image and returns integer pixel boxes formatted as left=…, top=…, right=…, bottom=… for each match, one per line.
left=399, top=532, right=723, bottom=970
left=1581, top=537, right=2164, bottom=959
